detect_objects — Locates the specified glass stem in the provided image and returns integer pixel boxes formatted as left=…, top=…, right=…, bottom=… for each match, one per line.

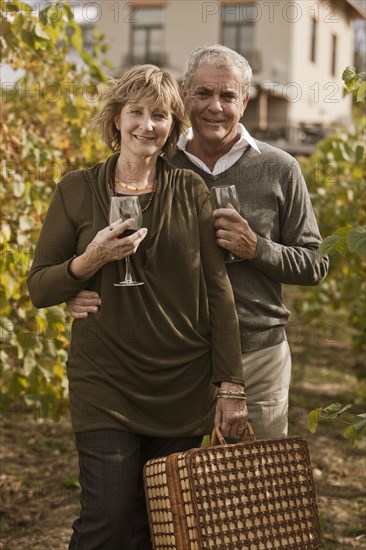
left=124, top=256, right=133, bottom=283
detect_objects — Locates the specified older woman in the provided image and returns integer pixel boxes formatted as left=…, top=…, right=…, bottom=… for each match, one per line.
left=28, top=65, right=246, bottom=550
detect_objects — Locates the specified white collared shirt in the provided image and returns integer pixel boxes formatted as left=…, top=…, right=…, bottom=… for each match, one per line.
left=177, top=124, right=261, bottom=175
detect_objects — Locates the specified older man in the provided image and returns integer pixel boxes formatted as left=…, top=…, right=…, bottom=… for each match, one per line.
left=67, top=45, right=328, bottom=439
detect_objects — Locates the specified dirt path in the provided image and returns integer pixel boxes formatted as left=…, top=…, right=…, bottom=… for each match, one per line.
left=1, top=301, right=365, bottom=549
left=0, top=411, right=79, bottom=549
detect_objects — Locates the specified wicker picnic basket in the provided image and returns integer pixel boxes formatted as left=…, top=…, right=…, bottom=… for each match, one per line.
left=143, top=425, right=320, bottom=549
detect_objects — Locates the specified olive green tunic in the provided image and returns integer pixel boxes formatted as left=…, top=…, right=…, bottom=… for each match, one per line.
left=27, top=153, right=243, bottom=436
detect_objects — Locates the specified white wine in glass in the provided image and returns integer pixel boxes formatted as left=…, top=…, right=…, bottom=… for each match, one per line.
left=109, top=196, right=144, bottom=286
left=210, top=184, right=243, bottom=263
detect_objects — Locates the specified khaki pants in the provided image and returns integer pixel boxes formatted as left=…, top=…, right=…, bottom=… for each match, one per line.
left=243, top=340, right=291, bottom=440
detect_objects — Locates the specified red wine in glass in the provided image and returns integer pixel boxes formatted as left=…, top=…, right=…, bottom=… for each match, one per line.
left=109, top=196, right=144, bottom=286
left=118, top=228, right=137, bottom=239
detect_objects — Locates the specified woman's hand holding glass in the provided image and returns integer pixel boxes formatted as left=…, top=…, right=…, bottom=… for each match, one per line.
left=109, top=196, right=145, bottom=286
left=87, top=217, right=147, bottom=267
left=70, top=218, right=147, bottom=281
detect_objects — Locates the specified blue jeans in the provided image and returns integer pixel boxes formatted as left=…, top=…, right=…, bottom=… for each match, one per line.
left=68, top=429, right=202, bottom=550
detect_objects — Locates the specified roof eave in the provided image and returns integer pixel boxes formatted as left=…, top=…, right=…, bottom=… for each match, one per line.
left=345, top=0, right=366, bottom=19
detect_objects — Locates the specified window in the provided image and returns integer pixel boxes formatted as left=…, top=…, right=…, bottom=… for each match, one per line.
left=129, top=7, right=165, bottom=66
left=331, top=34, right=337, bottom=76
left=221, top=3, right=259, bottom=72
left=310, top=17, right=317, bottom=63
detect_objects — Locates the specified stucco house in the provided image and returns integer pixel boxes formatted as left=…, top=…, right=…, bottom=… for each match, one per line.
left=74, top=0, right=365, bottom=153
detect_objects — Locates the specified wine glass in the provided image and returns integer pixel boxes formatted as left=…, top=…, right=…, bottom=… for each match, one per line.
left=109, top=196, right=144, bottom=286
left=210, top=184, right=243, bottom=263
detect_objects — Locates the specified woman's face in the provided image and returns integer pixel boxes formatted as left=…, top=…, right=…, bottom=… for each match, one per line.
left=114, top=102, right=173, bottom=160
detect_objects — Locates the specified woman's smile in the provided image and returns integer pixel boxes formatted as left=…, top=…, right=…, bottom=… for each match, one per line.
left=115, top=103, right=173, bottom=160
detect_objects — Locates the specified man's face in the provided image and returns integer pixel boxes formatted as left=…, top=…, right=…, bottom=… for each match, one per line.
left=185, top=62, right=249, bottom=149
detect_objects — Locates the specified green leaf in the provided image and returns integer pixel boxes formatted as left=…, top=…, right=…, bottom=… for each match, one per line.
left=320, top=403, right=352, bottom=420
left=342, top=425, right=356, bottom=444
left=355, top=144, right=364, bottom=162
left=357, top=81, right=366, bottom=104
left=21, top=29, right=35, bottom=49
left=342, top=66, right=363, bottom=92
left=342, top=66, right=357, bottom=91
left=70, top=25, right=83, bottom=52
left=323, top=402, right=347, bottom=419
left=334, top=226, right=351, bottom=238
left=319, top=235, right=342, bottom=258
left=45, top=306, right=66, bottom=324
left=63, top=102, right=78, bottom=119
left=18, top=2, right=33, bottom=13
left=353, top=417, right=366, bottom=435
left=23, top=352, right=36, bottom=376
left=61, top=3, right=74, bottom=22
left=0, top=18, right=11, bottom=39
left=340, top=404, right=352, bottom=414
left=90, top=64, right=107, bottom=83
left=4, top=3, right=20, bottom=13
left=19, top=215, right=36, bottom=231
left=347, top=226, right=366, bottom=260
left=36, top=364, right=52, bottom=383
left=39, top=6, right=63, bottom=27
left=61, top=478, right=81, bottom=489
left=342, top=416, right=366, bottom=445
left=342, top=66, right=356, bottom=82
left=34, top=23, right=50, bottom=41
left=307, top=408, right=322, bottom=433
left=319, top=227, right=356, bottom=258
left=338, top=142, right=351, bottom=161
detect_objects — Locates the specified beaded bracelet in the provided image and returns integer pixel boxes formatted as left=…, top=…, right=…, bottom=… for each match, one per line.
left=217, top=395, right=247, bottom=400
left=218, top=390, right=246, bottom=397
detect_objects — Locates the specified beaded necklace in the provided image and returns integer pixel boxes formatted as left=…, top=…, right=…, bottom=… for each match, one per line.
left=113, top=177, right=157, bottom=213
left=114, top=180, right=154, bottom=192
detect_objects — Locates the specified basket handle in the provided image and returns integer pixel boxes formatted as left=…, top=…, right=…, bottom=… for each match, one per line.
left=210, top=423, right=256, bottom=446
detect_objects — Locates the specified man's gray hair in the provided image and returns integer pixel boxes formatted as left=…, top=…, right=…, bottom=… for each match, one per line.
left=183, top=45, right=252, bottom=95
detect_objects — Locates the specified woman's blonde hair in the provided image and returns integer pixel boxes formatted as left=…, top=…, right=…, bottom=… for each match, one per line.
left=94, top=65, right=185, bottom=157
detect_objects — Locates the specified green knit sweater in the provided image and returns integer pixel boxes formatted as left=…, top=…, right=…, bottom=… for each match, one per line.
left=27, top=153, right=243, bottom=435
left=170, top=140, right=329, bottom=351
